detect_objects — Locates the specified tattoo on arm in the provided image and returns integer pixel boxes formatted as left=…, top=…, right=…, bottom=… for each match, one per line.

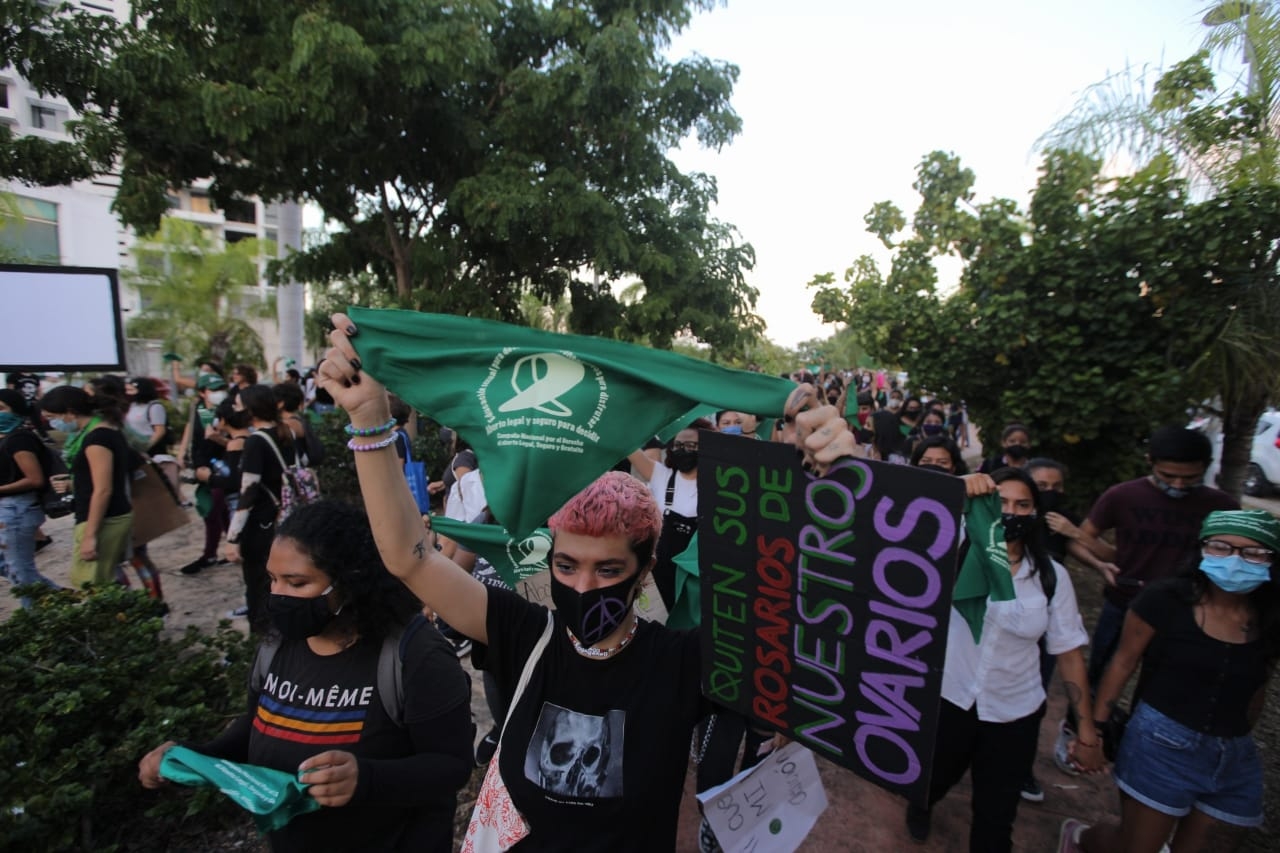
left=413, top=539, right=426, bottom=560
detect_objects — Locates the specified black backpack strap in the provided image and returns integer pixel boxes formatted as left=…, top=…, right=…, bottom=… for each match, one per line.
left=664, top=468, right=678, bottom=511
left=250, top=635, right=282, bottom=694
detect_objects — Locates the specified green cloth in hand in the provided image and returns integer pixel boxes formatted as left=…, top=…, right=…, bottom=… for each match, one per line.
left=160, top=745, right=320, bottom=833
left=951, top=493, right=1016, bottom=644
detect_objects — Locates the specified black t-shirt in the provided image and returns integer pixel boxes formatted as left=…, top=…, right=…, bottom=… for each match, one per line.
left=71, top=427, right=132, bottom=522
left=1131, top=578, right=1267, bottom=737
left=482, top=587, right=705, bottom=853
left=239, top=431, right=296, bottom=522
left=200, top=624, right=473, bottom=853
left=0, top=429, right=45, bottom=493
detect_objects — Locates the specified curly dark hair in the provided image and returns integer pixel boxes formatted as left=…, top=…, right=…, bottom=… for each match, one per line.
left=275, top=500, right=423, bottom=642
left=1175, top=552, right=1280, bottom=666
left=909, top=435, right=969, bottom=475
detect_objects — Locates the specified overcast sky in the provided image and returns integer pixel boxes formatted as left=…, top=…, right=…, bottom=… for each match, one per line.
left=668, top=0, right=1221, bottom=347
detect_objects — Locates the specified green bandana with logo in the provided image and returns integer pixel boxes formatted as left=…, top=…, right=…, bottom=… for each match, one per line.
left=348, top=307, right=796, bottom=538
left=159, top=745, right=320, bottom=833
left=951, top=494, right=1016, bottom=644
left=430, top=516, right=551, bottom=589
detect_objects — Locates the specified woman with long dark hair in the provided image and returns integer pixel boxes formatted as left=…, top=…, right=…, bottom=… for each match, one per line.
left=41, top=381, right=135, bottom=588
left=1064, top=510, right=1280, bottom=853
left=224, top=383, right=296, bottom=629
left=907, top=466, right=1101, bottom=851
left=908, top=434, right=969, bottom=475
left=139, top=500, right=474, bottom=852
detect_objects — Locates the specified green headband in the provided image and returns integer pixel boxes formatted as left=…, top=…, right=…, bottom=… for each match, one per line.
left=1200, top=510, right=1280, bottom=554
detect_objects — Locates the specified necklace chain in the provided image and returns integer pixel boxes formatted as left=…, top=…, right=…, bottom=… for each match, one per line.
left=567, top=615, right=638, bottom=659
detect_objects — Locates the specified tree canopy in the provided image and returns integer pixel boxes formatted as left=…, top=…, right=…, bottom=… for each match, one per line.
left=810, top=149, right=1280, bottom=500
left=1, top=0, right=762, bottom=351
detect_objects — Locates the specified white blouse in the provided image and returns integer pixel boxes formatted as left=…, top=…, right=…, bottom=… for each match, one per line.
left=941, top=556, right=1089, bottom=723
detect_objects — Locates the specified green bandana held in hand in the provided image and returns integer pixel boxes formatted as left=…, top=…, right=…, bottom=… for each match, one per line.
left=951, top=493, right=1016, bottom=644
left=348, top=308, right=797, bottom=538
left=159, top=745, right=320, bottom=833
left=430, top=516, right=551, bottom=588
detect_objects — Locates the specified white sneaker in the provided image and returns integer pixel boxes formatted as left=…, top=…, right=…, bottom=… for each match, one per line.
left=1054, top=719, right=1080, bottom=776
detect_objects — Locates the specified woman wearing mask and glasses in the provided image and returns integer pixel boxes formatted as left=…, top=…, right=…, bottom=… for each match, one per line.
left=626, top=418, right=711, bottom=612
left=1062, top=510, right=1279, bottom=853
left=313, top=314, right=855, bottom=852
left=138, top=500, right=474, bottom=853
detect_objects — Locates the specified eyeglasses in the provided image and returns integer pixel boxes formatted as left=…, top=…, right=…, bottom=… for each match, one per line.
left=1202, top=539, right=1274, bottom=565
left=670, top=441, right=699, bottom=452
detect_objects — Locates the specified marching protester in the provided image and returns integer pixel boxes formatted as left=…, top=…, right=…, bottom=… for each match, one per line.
left=0, top=389, right=57, bottom=605
left=314, top=313, right=854, bottom=851
left=139, top=500, right=474, bottom=852
left=1062, top=510, right=1279, bottom=853
left=224, top=384, right=296, bottom=629
left=906, top=466, right=1102, bottom=852
left=40, top=380, right=134, bottom=589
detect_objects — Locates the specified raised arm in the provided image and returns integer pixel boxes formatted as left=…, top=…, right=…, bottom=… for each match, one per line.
left=318, top=313, right=489, bottom=644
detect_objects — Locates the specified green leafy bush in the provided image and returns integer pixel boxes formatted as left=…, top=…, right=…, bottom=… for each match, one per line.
left=310, top=410, right=449, bottom=507
left=0, top=585, right=255, bottom=852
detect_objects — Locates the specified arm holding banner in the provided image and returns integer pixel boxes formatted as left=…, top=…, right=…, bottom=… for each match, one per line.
left=319, top=313, right=490, bottom=645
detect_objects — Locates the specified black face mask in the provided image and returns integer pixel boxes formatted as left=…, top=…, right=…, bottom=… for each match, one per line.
left=267, top=586, right=337, bottom=640
left=551, top=570, right=643, bottom=646
left=1004, top=444, right=1030, bottom=461
left=902, top=409, right=922, bottom=421
left=1001, top=512, right=1038, bottom=542
left=1038, top=491, right=1064, bottom=513
left=666, top=448, right=698, bottom=473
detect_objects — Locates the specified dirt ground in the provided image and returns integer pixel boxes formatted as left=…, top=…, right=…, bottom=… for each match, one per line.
left=5, top=469, right=1278, bottom=852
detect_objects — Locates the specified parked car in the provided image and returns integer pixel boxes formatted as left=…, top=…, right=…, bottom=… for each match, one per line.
left=1243, top=411, right=1280, bottom=496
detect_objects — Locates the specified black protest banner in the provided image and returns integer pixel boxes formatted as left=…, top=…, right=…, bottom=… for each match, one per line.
left=696, top=431, right=965, bottom=806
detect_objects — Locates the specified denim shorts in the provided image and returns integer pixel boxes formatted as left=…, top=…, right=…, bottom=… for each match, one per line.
left=1115, top=701, right=1263, bottom=827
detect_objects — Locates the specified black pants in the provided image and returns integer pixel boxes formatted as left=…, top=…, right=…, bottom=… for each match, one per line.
left=927, top=699, right=1043, bottom=853
left=240, top=516, right=276, bottom=633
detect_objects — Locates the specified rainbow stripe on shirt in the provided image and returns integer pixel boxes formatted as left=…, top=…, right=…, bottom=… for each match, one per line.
left=253, top=693, right=366, bottom=746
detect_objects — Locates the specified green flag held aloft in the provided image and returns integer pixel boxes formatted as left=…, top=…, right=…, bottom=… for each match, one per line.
left=430, top=516, right=551, bottom=589
left=349, top=308, right=796, bottom=538
left=951, top=494, right=1016, bottom=644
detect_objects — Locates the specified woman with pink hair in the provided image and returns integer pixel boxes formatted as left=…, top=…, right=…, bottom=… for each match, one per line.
left=317, top=313, right=853, bottom=851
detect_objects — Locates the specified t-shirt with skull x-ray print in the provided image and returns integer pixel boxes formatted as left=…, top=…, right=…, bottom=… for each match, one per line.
left=476, top=586, right=706, bottom=852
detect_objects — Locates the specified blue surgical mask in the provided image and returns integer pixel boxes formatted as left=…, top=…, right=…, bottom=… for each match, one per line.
left=0, top=411, right=23, bottom=433
left=1199, top=554, right=1271, bottom=594
left=720, top=424, right=743, bottom=435
left=1152, top=474, right=1200, bottom=500
left=49, top=417, right=79, bottom=435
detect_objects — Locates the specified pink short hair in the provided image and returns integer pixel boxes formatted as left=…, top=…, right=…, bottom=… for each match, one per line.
left=548, top=471, right=662, bottom=564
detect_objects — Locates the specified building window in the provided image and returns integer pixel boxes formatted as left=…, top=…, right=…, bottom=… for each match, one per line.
left=223, top=198, right=257, bottom=224
left=30, top=104, right=60, bottom=131
left=0, top=85, right=9, bottom=110
left=188, top=192, right=215, bottom=214
left=0, top=196, right=59, bottom=263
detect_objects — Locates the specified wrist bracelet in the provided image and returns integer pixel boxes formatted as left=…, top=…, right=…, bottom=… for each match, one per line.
left=347, top=433, right=398, bottom=452
left=344, top=418, right=396, bottom=437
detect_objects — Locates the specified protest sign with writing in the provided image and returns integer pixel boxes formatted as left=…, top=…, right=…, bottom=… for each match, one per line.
left=696, top=741, right=828, bottom=853
left=347, top=307, right=795, bottom=539
left=696, top=432, right=965, bottom=806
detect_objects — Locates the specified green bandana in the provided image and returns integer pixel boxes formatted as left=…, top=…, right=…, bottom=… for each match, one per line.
left=349, top=308, right=796, bottom=538
left=951, top=494, right=1016, bottom=644
left=430, top=516, right=551, bottom=588
left=61, top=415, right=102, bottom=465
left=159, top=745, right=320, bottom=833
left=667, top=532, right=702, bottom=631
left=1200, top=510, right=1280, bottom=554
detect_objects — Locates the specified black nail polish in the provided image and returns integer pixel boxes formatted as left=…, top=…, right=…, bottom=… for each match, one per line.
left=349, top=357, right=362, bottom=371
left=347, top=324, right=359, bottom=337
left=795, top=448, right=805, bottom=460
left=350, top=373, right=362, bottom=385
left=342, top=379, right=352, bottom=388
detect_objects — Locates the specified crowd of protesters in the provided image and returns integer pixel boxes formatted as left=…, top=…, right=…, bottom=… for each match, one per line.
left=2, top=338, right=1275, bottom=853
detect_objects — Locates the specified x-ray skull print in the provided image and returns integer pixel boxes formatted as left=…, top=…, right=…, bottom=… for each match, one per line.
left=525, top=703, right=625, bottom=798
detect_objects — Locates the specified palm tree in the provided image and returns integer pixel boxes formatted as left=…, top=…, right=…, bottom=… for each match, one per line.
left=125, top=218, right=276, bottom=369
left=1041, top=1, right=1280, bottom=496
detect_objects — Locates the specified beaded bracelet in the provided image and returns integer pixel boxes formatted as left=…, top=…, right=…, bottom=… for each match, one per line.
left=347, top=433, right=399, bottom=452
left=344, top=418, right=397, bottom=437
